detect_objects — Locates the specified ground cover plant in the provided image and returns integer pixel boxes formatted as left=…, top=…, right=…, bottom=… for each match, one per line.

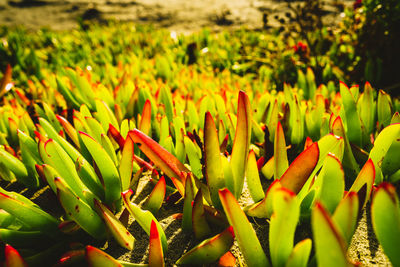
left=0, top=4, right=400, bottom=267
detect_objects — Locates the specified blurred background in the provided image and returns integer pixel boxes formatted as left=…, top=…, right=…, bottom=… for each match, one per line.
left=0, top=0, right=350, bottom=32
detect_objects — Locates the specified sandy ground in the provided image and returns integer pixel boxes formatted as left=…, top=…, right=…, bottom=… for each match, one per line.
left=0, top=0, right=350, bottom=33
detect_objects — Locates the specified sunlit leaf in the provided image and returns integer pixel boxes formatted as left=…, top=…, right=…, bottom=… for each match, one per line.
left=219, top=188, right=270, bottom=267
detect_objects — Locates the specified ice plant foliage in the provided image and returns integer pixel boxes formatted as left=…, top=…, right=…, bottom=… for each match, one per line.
left=0, top=25, right=399, bottom=267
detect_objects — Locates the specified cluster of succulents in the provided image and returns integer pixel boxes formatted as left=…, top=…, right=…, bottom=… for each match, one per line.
left=0, top=21, right=399, bottom=266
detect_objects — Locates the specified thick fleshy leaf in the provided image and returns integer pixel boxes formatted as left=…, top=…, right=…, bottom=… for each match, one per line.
left=339, top=82, right=363, bottom=147
left=18, top=130, right=41, bottom=188
left=56, top=76, right=80, bottom=109
left=358, top=82, right=375, bottom=135
left=230, top=91, right=252, bottom=198
left=246, top=150, right=264, bottom=202
left=245, top=180, right=282, bottom=218
left=285, top=239, right=312, bottom=267
left=274, top=121, right=289, bottom=180
left=149, top=220, right=165, bottom=267
left=144, top=176, right=166, bottom=215
left=108, top=124, right=125, bottom=149
left=371, top=182, right=400, bottom=267
left=315, top=154, right=345, bottom=213
left=75, top=157, right=105, bottom=200
left=279, top=142, right=319, bottom=194
left=5, top=244, right=28, bottom=267
left=192, top=189, right=211, bottom=240
left=218, top=251, right=236, bottom=267
left=346, top=159, right=375, bottom=209
left=0, top=229, right=53, bottom=248
left=269, top=188, right=299, bottom=267
left=55, top=177, right=106, bottom=239
left=39, top=139, right=92, bottom=204
left=85, top=245, right=122, bottom=267
left=56, top=115, right=80, bottom=147
left=377, top=90, right=393, bottom=128
left=139, top=99, right=152, bottom=136
left=261, top=156, right=274, bottom=180
left=170, top=176, right=185, bottom=197
left=129, top=129, right=189, bottom=181
left=289, top=95, right=304, bottom=145
left=204, top=112, right=224, bottom=209
left=183, top=135, right=203, bottom=179
left=218, top=188, right=270, bottom=267
left=95, top=100, right=119, bottom=132
left=122, top=190, right=167, bottom=253
left=100, top=134, right=118, bottom=166
left=369, top=123, right=400, bottom=184
left=332, top=192, right=359, bottom=246
left=173, top=116, right=186, bottom=164
left=119, top=135, right=135, bottom=191
left=0, top=191, right=58, bottom=233
left=331, top=116, right=360, bottom=179
left=182, top=174, right=194, bottom=232
left=381, top=130, right=400, bottom=177
left=267, top=99, right=279, bottom=142
left=312, top=202, right=352, bottom=267
left=0, top=146, right=30, bottom=186
left=41, top=164, right=60, bottom=193
left=176, top=226, right=235, bottom=265
left=80, top=132, right=121, bottom=206
left=94, top=199, right=135, bottom=250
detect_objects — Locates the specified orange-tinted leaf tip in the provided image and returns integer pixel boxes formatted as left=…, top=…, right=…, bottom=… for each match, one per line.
left=375, top=182, right=397, bottom=203
left=219, top=251, right=236, bottom=267
left=150, top=220, right=159, bottom=240
left=226, top=226, right=235, bottom=238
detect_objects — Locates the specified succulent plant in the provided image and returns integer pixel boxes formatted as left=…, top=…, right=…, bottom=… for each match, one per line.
left=0, top=21, right=399, bottom=267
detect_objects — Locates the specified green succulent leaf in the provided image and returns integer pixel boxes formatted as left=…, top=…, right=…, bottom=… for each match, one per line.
left=245, top=180, right=282, bottom=218
left=279, top=142, right=319, bottom=194
left=285, top=239, right=312, bottom=267
left=332, top=192, right=359, bottom=246
left=347, top=158, right=375, bottom=210
left=246, top=150, right=264, bottom=202
left=219, top=188, right=270, bottom=267
left=182, top=174, right=194, bottom=232
left=269, top=188, right=299, bottom=267
left=93, top=199, right=135, bottom=250
left=371, top=182, right=400, bottom=267
left=85, top=245, right=122, bottom=267
left=149, top=220, right=165, bottom=267
left=192, top=189, right=211, bottom=240
left=176, top=226, right=235, bottom=265
left=144, top=176, right=166, bottom=215
left=129, top=129, right=189, bottom=181
left=80, top=131, right=121, bottom=207
left=331, top=116, right=360, bottom=179
left=377, top=90, right=393, bottom=128
left=0, top=191, right=59, bottom=234
left=204, top=111, right=225, bottom=209
left=274, top=121, right=289, bottom=180
left=122, top=190, right=167, bottom=254
left=55, top=177, right=106, bottom=239
left=230, top=91, right=252, bottom=198
left=339, top=81, right=364, bottom=147
left=369, top=123, right=400, bottom=184
left=312, top=202, right=353, bottom=267
left=315, top=153, right=345, bottom=214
